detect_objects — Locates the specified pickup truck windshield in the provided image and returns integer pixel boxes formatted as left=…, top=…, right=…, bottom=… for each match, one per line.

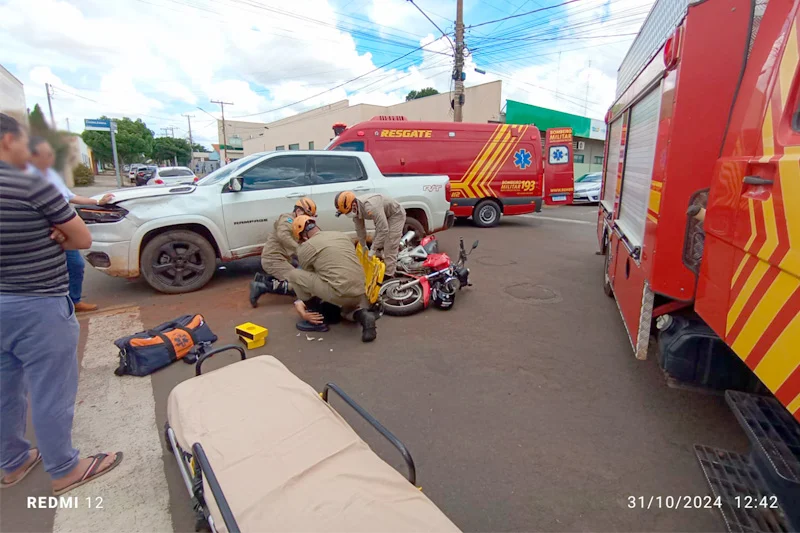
left=197, top=153, right=264, bottom=186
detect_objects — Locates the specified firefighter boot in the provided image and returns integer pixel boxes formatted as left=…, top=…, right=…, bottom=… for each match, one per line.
left=249, top=280, right=268, bottom=308
left=354, top=309, right=377, bottom=343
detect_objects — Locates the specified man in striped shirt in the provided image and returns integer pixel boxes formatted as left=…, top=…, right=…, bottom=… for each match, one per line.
left=0, top=113, right=122, bottom=495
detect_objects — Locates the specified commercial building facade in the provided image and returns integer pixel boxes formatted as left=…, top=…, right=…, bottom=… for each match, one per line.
left=0, top=64, right=27, bottom=124
left=238, top=81, right=503, bottom=156
left=505, top=100, right=607, bottom=178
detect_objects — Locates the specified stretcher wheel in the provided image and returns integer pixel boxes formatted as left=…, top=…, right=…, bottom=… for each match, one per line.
left=164, top=422, right=173, bottom=453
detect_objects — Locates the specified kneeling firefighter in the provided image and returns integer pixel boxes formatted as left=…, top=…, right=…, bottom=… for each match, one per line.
left=335, top=191, right=405, bottom=278
left=249, top=197, right=317, bottom=307
left=287, top=215, right=377, bottom=342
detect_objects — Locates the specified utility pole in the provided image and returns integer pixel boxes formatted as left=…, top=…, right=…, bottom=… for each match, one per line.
left=183, top=114, right=195, bottom=168
left=583, top=60, right=592, bottom=115
left=453, top=0, right=465, bottom=122
left=66, top=118, right=70, bottom=132
left=45, top=83, right=56, bottom=128
left=211, top=100, right=233, bottom=164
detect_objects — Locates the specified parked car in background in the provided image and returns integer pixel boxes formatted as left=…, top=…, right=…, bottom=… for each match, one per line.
left=135, top=165, right=158, bottom=186
left=128, top=164, right=149, bottom=184
left=572, top=172, right=601, bottom=204
left=146, top=166, right=198, bottom=186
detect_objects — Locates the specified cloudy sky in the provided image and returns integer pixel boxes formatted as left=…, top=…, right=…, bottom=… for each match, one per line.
left=1, top=0, right=654, bottom=149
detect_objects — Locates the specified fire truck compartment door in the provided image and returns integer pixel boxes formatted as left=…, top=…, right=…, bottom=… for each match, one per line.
left=602, top=118, right=624, bottom=211
left=616, top=86, right=661, bottom=247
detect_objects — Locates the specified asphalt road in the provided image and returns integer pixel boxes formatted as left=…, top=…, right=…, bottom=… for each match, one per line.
left=0, top=206, right=748, bottom=533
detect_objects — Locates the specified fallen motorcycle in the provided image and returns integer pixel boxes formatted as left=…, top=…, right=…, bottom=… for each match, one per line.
left=379, top=234, right=478, bottom=316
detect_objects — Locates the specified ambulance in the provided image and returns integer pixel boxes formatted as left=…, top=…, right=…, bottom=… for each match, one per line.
left=326, top=118, right=575, bottom=227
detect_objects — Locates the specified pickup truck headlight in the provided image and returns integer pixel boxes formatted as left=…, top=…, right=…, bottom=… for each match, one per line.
left=76, top=204, right=129, bottom=224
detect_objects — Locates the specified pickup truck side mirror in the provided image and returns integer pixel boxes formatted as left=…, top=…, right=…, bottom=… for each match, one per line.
left=228, top=177, right=243, bottom=192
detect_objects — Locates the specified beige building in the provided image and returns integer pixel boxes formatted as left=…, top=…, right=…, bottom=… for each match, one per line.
left=1, top=64, right=27, bottom=124
left=236, top=81, right=503, bottom=156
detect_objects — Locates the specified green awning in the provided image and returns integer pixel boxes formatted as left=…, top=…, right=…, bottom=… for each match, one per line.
left=506, top=100, right=605, bottom=139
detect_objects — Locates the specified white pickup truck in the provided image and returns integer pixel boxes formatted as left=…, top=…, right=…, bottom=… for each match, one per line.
left=80, top=151, right=454, bottom=293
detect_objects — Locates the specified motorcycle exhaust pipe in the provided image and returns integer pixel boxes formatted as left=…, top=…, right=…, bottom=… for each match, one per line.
left=399, top=230, right=416, bottom=247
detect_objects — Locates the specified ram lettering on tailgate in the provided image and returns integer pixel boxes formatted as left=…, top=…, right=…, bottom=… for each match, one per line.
left=423, top=184, right=443, bottom=193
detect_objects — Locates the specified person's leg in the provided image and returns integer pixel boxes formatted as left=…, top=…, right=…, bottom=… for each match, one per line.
left=341, top=295, right=377, bottom=343
left=12, top=296, right=81, bottom=479
left=382, top=215, right=406, bottom=277
left=0, top=299, right=33, bottom=477
left=65, top=250, right=84, bottom=305
left=251, top=256, right=294, bottom=307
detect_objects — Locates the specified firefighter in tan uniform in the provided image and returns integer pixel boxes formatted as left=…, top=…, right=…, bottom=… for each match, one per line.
left=279, top=215, right=377, bottom=342
left=249, top=197, right=316, bottom=308
left=334, top=191, right=406, bottom=277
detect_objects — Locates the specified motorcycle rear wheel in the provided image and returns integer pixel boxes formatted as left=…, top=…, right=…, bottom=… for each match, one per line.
left=380, top=278, right=425, bottom=316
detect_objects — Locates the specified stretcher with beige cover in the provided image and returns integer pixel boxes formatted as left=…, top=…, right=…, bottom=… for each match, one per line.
left=164, top=345, right=460, bottom=533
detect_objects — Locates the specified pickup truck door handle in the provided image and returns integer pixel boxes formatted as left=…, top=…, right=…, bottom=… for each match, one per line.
left=743, top=175, right=774, bottom=186
left=352, top=186, right=370, bottom=192
left=285, top=192, right=306, bottom=198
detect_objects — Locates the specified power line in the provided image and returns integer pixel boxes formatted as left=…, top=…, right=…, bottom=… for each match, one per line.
left=231, top=40, right=447, bottom=119
left=468, top=0, right=583, bottom=29
left=406, top=0, right=454, bottom=51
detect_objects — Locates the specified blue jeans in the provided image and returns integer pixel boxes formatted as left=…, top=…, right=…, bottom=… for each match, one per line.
left=65, top=250, right=85, bottom=304
left=0, top=294, right=80, bottom=479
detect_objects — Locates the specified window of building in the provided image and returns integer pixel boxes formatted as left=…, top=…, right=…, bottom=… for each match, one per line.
left=275, top=145, right=285, bottom=151
left=288, top=143, right=300, bottom=150
left=308, top=141, right=315, bottom=150
left=574, top=154, right=585, bottom=164
left=312, top=156, right=366, bottom=184
left=594, top=155, right=604, bottom=164
left=331, top=141, right=365, bottom=152
left=240, top=156, right=309, bottom=191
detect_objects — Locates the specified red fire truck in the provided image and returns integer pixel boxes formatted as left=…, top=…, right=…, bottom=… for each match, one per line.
left=327, top=118, right=575, bottom=227
left=599, top=0, right=799, bottom=528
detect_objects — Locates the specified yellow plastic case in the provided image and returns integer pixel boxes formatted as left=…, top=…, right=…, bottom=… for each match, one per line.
left=235, top=322, right=269, bottom=341
left=239, top=335, right=266, bottom=350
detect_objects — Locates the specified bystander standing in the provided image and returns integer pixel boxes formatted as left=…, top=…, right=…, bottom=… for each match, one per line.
left=0, top=113, right=122, bottom=495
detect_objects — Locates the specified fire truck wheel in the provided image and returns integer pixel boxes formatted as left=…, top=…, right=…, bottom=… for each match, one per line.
left=603, top=250, right=613, bottom=297
left=473, top=200, right=501, bottom=228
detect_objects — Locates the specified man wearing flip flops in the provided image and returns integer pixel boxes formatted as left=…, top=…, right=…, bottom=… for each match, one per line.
left=0, top=113, right=123, bottom=495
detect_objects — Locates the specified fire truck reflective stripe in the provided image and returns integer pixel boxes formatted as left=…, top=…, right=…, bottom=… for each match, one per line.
left=768, top=352, right=800, bottom=403
left=726, top=259, right=771, bottom=333
left=453, top=125, right=504, bottom=197
left=778, top=158, right=800, bottom=276
left=758, top=195, right=780, bottom=260
left=477, top=128, right=513, bottom=197
left=787, top=392, right=800, bottom=418
left=747, top=285, right=800, bottom=370
left=752, top=309, right=800, bottom=394
left=770, top=171, right=792, bottom=265
left=778, top=22, right=799, bottom=110
left=485, top=126, right=528, bottom=196
left=730, top=254, right=759, bottom=310
left=468, top=125, right=508, bottom=197
left=760, top=102, right=775, bottom=161
left=481, top=126, right=525, bottom=196
left=648, top=189, right=661, bottom=215
left=647, top=213, right=658, bottom=223
left=731, top=200, right=758, bottom=288
left=730, top=268, right=796, bottom=357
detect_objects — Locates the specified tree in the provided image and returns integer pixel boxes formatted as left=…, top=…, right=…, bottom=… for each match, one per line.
left=82, top=117, right=155, bottom=165
left=151, top=137, right=192, bottom=166
left=405, top=87, right=439, bottom=101
left=192, top=143, right=210, bottom=153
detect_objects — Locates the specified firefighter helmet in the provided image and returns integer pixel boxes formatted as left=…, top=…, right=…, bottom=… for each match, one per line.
left=292, top=215, right=316, bottom=241
left=294, top=197, right=317, bottom=216
left=334, top=191, right=356, bottom=216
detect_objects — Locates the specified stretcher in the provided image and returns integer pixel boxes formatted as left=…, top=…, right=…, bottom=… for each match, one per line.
left=165, top=346, right=460, bottom=533
left=356, top=242, right=385, bottom=305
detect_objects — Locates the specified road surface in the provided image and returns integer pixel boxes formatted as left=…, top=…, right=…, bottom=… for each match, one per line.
left=0, top=206, right=747, bottom=533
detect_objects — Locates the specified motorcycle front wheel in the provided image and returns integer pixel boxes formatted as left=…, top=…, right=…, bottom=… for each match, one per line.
left=380, top=278, right=426, bottom=316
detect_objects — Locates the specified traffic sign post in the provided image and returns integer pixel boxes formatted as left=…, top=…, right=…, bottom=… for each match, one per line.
left=85, top=119, right=122, bottom=187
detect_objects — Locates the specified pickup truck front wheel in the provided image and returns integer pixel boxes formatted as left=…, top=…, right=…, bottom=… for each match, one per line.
left=141, top=230, right=216, bottom=294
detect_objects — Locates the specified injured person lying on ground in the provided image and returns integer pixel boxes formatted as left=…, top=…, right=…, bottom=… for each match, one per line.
left=255, top=215, right=378, bottom=343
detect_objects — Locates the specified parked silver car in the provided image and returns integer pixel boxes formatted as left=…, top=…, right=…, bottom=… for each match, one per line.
left=572, top=172, right=602, bottom=204
left=146, top=166, right=198, bottom=186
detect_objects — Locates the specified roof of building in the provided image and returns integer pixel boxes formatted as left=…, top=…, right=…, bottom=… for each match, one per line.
left=505, top=100, right=606, bottom=140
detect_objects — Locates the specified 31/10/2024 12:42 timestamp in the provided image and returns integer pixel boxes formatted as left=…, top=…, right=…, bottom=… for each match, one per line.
left=628, top=495, right=779, bottom=510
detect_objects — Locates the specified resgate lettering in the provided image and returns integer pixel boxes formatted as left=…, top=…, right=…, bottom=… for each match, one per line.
left=379, top=129, right=433, bottom=138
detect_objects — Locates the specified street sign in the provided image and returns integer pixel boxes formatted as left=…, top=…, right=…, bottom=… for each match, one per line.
left=84, top=118, right=111, bottom=131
